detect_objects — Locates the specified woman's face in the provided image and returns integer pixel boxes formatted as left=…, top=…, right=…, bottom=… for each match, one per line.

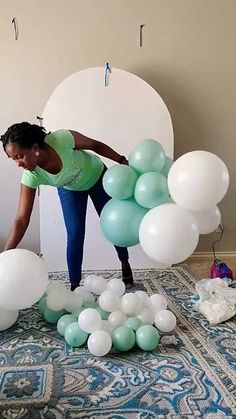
left=5, top=143, right=39, bottom=171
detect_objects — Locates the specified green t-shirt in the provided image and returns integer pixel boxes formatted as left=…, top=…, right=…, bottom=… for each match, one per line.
left=21, top=130, right=104, bottom=191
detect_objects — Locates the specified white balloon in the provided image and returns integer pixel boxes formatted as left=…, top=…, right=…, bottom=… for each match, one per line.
left=107, top=278, right=126, bottom=297
left=148, top=294, right=168, bottom=313
left=64, top=291, right=83, bottom=312
left=139, top=203, right=199, bottom=264
left=135, top=291, right=150, bottom=307
left=46, top=282, right=65, bottom=295
left=78, top=308, right=102, bottom=333
left=121, top=293, right=143, bottom=315
left=87, top=330, right=112, bottom=356
left=101, top=320, right=115, bottom=336
left=136, top=308, right=155, bottom=325
left=108, top=311, right=127, bottom=328
left=83, top=275, right=98, bottom=292
left=46, top=290, right=67, bottom=311
left=99, top=290, right=121, bottom=312
left=0, top=249, right=48, bottom=310
left=154, top=309, right=176, bottom=332
left=75, top=288, right=95, bottom=303
left=90, top=276, right=108, bottom=295
left=0, top=308, right=19, bottom=331
left=191, top=206, right=221, bottom=234
left=168, top=151, right=229, bottom=212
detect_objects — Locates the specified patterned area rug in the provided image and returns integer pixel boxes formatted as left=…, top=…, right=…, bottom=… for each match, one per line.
left=0, top=266, right=235, bottom=419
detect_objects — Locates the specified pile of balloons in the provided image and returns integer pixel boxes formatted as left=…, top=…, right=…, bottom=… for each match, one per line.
left=101, top=139, right=229, bottom=265
left=39, top=274, right=176, bottom=356
left=0, top=249, right=48, bottom=331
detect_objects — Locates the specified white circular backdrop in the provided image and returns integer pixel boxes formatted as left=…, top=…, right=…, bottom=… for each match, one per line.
left=40, top=67, right=174, bottom=270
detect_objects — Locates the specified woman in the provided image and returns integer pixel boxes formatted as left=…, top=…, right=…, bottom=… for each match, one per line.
left=0, top=122, right=133, bottom=290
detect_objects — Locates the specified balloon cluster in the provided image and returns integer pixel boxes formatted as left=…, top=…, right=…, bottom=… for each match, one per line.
left=101, top=139, right=229, bottom=265
left=39, top=275, right=176, bottom=356
left=0, top=249, right=48, bottom=331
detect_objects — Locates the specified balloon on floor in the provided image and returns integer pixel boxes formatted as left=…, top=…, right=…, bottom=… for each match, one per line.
left=38, top=276, right=177, bottom=356
left=0, top=249, right=48, bottom=330
left=100, top=139, right=229, bottom=265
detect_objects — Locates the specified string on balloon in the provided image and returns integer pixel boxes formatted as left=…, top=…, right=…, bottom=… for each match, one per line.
left=212, top=224, right=224, bottom=263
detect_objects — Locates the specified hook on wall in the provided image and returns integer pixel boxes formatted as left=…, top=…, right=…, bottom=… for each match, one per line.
left=12, top=17, right=19, bottom=41
left=37, top=116, right=44, bottom=127
left=104, top=62, right=112, bottom=87
left=139, top=24, right=145, bottom=47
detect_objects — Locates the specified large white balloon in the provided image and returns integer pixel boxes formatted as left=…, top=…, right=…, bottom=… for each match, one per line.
left=0, top=308, right=19, bottom=331
left=0, top=249, right=48, bottom=310
left=168, top=151, right=229, bottom=212
left=139, top=203, right=199, bottom=264
left=136, top=308, right=155, bottom=325
left=191, top=206, right=221, bottom=234
left=87, top=330, right=112, bottom=356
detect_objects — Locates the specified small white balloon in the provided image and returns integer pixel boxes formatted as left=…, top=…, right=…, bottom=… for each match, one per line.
left=46, top=290, right=67, bottom=311
left=101, top=320, right=115, bottom=336
left=83, top=275, right=99, bottom=292
left=46, top=282, right=65, bottom=295
left=91, top=276, right=108, bottom=295
left=0, top=308, right=19, bottom=331
left=137, top=308, right=155, bottom=325
left=99, top=290, right=121, bottom=312
left=108, top=311, right=127, bottom=328
left=78, top=308, right=102, bottom=333
left=80, top=289, right=95, bottom=303
left=154, top=309, right=176, bottom=332
left=148, top=294, right=168, bottom=313
left=191, top=206, right=221, bottom=234
left=87, top=330, right=112, bottom=356
left=135, top=291, right=149, bottom=307
left=64, top=291, right=83, bottom=312
left=107, top=278, right=126, bottom=297
left=121, top=293, right=143, bottom=315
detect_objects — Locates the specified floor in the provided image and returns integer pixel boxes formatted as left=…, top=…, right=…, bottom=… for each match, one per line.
left=186, top=257, right=236, bottom=278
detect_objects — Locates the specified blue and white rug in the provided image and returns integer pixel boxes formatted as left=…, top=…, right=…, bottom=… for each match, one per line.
left=0, top=266, right=235, bottom=418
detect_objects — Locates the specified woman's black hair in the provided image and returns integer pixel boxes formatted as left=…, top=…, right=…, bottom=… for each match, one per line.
left=0, top=122, right=48, bottom=151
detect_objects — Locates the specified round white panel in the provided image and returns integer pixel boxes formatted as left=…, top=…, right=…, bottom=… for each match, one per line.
left=40, top=67, right=174, bottom=271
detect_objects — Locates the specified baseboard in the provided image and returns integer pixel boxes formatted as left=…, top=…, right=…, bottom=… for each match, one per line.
left=188, top=251, right=236, bottom=260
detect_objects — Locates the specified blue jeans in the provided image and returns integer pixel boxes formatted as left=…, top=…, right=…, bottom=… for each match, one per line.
left=58, top=168, right=129, bottom=287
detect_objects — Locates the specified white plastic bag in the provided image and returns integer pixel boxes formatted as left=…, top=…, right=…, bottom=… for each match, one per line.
left=194, top=278, right=236, bottom=324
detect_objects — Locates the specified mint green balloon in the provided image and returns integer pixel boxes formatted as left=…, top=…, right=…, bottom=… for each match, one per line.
left=64, top=322, right=88, bottom=347
left=112, top=326, right=135, bottom=351
left=44, top=307, right=67, bottom=324
left=57, top=314, right=77, bottom=336
left=134, top=172, right=169, bottom=209
left=103, top=165, right=138, bottom=199
left=129, top=139, right=166, bottom=174
left=161, top=156, right=174, bottom=177
left=83, top=302, right=98, bottom=309
left=101, top=198, right=148, bottom=247
left=136, top=325, right=160, bottom=351
left=72, top=306, right=85, bottom=318
left=123, top=317, right=142, bottom=331
left=38, top=296, right=47, bottom=315
left=96, top=306, right=110, bottom=320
